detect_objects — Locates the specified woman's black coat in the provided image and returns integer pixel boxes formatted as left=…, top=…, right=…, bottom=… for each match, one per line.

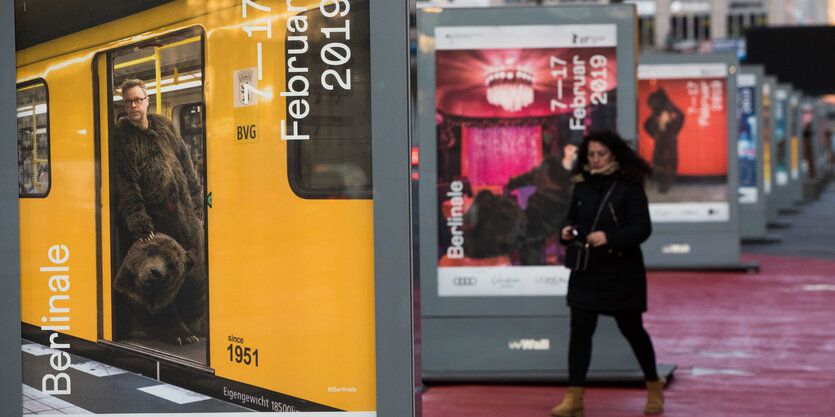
left=561, top=171, right=652, bottom=312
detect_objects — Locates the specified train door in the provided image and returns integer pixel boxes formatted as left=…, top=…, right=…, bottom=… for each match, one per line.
left=95, top=27, right=208, bottom=367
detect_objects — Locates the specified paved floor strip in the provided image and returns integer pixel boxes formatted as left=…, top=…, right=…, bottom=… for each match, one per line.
left=137, top=384, right=212, bottom=405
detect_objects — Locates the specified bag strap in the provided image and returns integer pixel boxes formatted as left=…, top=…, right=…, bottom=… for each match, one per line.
left=590, top=180, right=618, bottom=232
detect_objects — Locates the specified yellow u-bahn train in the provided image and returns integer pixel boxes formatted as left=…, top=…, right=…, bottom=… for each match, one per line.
left=17, top=0, right=376, bottom=412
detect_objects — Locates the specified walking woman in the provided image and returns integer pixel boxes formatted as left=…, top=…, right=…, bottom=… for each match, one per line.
left=552, top=131, right=665, bottom=416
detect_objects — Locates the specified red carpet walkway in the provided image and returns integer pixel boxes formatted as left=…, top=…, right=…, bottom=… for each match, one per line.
left=422, top=253, right=835, bottom=416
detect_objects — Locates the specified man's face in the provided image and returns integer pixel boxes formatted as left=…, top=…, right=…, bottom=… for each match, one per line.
left=123, top=86, right=149, bottom=125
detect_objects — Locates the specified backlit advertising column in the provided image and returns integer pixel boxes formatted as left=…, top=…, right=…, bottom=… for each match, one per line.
left=789, top=92, right=804, bottom=203
left=637, top=54, right=746, bottom=269
left=763, top=76, right=780, bottom=224
left=737, top=65, right=767, bottom=240
left=14, top=0, right=414, bottom=415
left=773, top=85, right=794, bottom=210
left=418, top=5, right=646, bottom=381
left=434, top=24, right=617, bottom=297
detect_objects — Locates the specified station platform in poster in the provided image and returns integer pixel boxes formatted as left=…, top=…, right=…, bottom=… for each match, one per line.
left=21, top=339, right=249, bottom=415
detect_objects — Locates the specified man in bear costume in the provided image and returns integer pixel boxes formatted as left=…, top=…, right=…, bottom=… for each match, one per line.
left=643, top=88, right=684, bottom=194
left=114, top=79, right=206, bottom=344
left=115, top=78, right=204, bottom=250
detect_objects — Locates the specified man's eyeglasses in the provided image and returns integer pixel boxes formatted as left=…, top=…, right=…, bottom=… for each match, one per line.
left=123, top=96, right=147, bottom=106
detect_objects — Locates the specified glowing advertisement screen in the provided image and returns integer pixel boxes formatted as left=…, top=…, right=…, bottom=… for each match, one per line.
left=737, top=73, right=758, bottom=204
left=762, top=82, right=772, bottom=194
left=637, top=63, right=730, bottom=223
left=774, top=89, right=790, bottom=186
left=434, top=24, right=617, bottom=297
left=789, top=95, right=800, bottom=181
left=16, top=1, right=380, bottom=415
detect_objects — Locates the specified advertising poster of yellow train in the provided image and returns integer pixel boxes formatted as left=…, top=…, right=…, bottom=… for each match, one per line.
left=15, top=1, right=391, bottom=414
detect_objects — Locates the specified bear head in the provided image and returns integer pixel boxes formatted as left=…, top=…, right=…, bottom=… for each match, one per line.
left=114, top=233, right=192, bottom=314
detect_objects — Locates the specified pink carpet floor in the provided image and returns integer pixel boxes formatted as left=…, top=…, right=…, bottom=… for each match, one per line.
left=422, top=253, right=835, bottom=417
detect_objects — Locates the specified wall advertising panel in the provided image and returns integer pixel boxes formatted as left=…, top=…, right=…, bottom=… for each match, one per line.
left=434, top=24, right=617, bottom=297
left=14, top=1, right=414, bottom=415
left=637, top=63, right=730, bottom=223
left=790, top=94, right=801, bottom=182
left=738, top=72, right=758, bottom=204
left=418, top=5, right=645, bottom=381
left=762, top=80, right=773, bottom=195
left=774, top=87, right=790, bottom=186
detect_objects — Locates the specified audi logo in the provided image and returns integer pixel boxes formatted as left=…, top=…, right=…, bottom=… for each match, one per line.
left=453, top=277, right=478, bottom=286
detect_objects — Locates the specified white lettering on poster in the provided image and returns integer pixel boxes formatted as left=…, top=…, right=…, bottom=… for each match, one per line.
left=686, top=80, right=724, bottom=127
left=649, top=202, right=730, bottom=222
left=438, top=266, right=568, bottom=296
left=282, top=0, right=354, bottom=140
left=662, top=243, right=692, bottom=254
left=41, top=244, right=72, bottom=395
left=508, top=338, right=550, bottom=351
left=550, top=54, right=608, bottom=131
left=446, top=180, right=465, bottom=259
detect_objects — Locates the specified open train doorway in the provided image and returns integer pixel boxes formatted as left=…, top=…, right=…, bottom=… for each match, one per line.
left=96, top=27, right=208, bottom=367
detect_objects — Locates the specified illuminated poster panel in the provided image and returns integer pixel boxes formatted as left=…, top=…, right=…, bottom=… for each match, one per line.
left=790, top=94, right=801, bottom=182
left=774, top=87, right=790, bottom=187
left=13, top=0, right=416, bottom=415
left=737, top=73, right=758, bottom=203
left=434, top=24, right=617, bottom=297
left=637, top=63, right=730, bottom=223
left=762, top=80, right=773, bottom=195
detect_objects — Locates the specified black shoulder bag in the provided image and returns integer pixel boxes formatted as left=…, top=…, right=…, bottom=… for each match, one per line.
left=565, top=181, right=618, bottom=272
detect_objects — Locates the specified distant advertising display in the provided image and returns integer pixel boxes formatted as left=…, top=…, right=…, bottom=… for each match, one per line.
left=637, top=63, right=729, bottom=222
left=434, top=24, right=618, bottom=296
left=789, top=96, right=800, bottom=180
left=762, top=82, right=772, bottom=194
left=738, top=73, right=758, bottom=203
left=774, top=89, right=789, bottom=185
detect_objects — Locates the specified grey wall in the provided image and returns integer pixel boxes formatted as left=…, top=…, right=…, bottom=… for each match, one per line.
left=371, top=0, right=417, bottom=415
left=1, top=0, right=23, bottom=414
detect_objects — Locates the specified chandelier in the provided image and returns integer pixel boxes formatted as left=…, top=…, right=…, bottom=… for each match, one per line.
left=484, top=67, right=535, bottom=112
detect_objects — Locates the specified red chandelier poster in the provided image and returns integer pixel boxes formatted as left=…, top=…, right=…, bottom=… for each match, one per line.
left=433, top=24, right=617, bottom=297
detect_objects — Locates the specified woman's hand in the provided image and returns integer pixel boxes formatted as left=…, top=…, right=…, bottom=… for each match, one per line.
left=587, top=231, right=607, bottom=247
left=561, top=226, right=575, bottom=241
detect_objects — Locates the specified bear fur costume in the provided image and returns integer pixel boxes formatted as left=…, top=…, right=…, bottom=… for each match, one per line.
left=114, top=113, right=204, bottom=254
left=114, top=233, right=206, bottom=345
left=463, top=190, right=527, bottom=259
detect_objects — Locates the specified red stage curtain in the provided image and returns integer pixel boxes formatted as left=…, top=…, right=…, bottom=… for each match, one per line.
left=462, top=126, right=542, bottom=187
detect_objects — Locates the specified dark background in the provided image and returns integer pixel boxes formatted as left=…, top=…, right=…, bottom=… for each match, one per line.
left=745, top=25, right=835, bottom=96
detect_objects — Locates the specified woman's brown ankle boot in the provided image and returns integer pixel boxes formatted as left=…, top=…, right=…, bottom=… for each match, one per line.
left=551, top=386, right=585, bottom=417
left=644, top=376, right=666, bottom=414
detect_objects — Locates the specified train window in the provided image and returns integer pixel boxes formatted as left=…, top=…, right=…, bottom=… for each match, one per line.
left=17, top=81, right=50, bottom=198
left=286, top=4, right=372, bottom=199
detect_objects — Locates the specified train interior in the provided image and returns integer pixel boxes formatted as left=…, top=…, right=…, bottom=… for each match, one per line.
left=16, top=82, right=50, bottom=198
left=106, top=27, right=209, bottom=367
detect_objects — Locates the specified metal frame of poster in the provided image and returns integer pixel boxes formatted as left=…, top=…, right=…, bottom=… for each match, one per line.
left=637, top=53, right=752, bottom=270
left=773, top=84, right=796, bottom=212
left=789, top=91, right=805, bottom=204
left=816, top=103, right=835, bottom=179
left=763, top=75, right=782, bottom=225
left=800, top=97, right=821, bottom=200
left=1, top=0, right=22, bottom=414
left=738, top=65, right=769, bottom=240
left=417, top=5, right=654, bottom=382
left=9, top=1, right=414, bottom=415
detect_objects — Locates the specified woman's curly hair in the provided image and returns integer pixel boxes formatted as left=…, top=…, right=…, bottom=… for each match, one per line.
left=570, top=130, right=653, bottom=185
